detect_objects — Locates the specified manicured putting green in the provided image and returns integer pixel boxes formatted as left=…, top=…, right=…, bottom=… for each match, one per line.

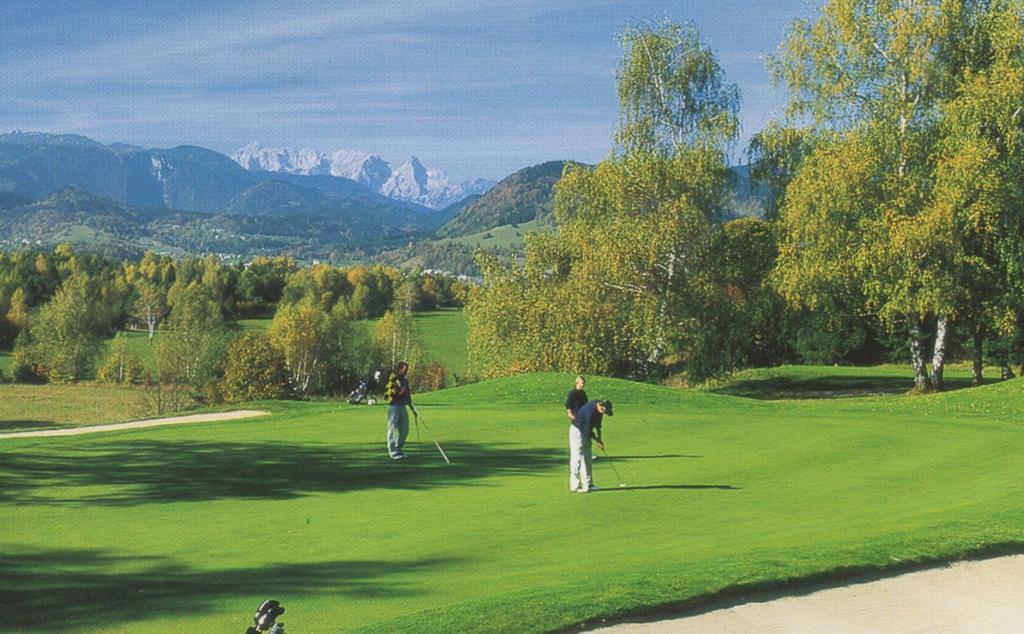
left=2, top=372, right=1023, bottom=632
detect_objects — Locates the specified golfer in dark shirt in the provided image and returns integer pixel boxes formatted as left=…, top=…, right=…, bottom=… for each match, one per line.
left=386, top=362, right=412, bottom=460
left=565, top=375, right=588, bottom=423
left=569, top=399, right=612, bottom=493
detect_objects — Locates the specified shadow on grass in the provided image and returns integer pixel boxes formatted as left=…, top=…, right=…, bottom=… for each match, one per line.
left=600, top=454, right=701, bottom=460
left=0, top=546, right=461, bottom=631
left=602, top=484, right=740, bottom=492
left=0, top=420, right=73, bottom=433
left=0, top=440, right=564, bottom=506
left=711, top=374, right=999, bottom=400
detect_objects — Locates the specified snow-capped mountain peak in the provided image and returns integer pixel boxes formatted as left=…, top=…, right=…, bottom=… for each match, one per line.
left=232, top=143, right=330, bottom=175
left=382, top=156, right=429, bottom=201
left=232, top=144, right=495, bottom=209
left=329, top=150, right=392, bottom=190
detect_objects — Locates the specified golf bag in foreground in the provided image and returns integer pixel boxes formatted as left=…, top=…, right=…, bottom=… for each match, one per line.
left=245, top=599, right=285, bottom=634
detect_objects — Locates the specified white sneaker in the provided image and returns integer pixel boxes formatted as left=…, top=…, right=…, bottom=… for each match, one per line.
left=589, top=485, right=601, bottom=491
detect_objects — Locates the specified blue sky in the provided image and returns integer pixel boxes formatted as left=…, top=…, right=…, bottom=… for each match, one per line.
left=0, top=1, right=820, bottom=182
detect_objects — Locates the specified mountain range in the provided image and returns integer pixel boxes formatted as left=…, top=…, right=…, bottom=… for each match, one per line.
left=232, top=143, right=495, bottom=209
left=0, top=131, right=470, bottom=258
left=0, top=130, right=768, bottom=273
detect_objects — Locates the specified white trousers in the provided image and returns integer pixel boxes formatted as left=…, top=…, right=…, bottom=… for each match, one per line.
left=569, top=424, right=593, bottom=491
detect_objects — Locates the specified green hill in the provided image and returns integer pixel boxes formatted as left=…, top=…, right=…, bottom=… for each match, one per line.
left=3, top=370, right=1023, bottom=631
left=435, top=160, right=571, bottom=238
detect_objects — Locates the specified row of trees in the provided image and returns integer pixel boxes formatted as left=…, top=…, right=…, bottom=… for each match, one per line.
left=469, top=6, right=1024, bottom=389
left=0, top=247, right=472, bottom=349
left=2, top=247, right=468, bottom=400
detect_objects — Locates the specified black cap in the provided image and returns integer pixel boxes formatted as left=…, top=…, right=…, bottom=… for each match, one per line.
left=601, top=400, right=613, bottom=416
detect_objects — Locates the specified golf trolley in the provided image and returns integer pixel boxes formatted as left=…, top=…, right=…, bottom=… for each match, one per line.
left=347, top=368, right=385, bottom=405
left=245, top=599, right=285, bottom=634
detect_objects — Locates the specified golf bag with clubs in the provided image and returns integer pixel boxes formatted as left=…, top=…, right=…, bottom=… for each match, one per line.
left=245, top=599, right=285, bottom=634
left=347, top=368, right=385, bottom=405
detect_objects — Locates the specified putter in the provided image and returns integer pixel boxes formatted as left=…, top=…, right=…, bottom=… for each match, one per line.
left=412, top=407, right=451, bottom=465
left=600, top=445, right=626, bottom=487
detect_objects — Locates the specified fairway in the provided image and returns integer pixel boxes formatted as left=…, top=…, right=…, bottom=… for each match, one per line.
left=3, top=372, right=1023, bottom=632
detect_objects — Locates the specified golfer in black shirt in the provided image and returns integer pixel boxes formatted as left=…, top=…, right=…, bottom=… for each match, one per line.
left=565, top=375, right=588, bottom=423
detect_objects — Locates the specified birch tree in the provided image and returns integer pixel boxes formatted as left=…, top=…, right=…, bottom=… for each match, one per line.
left=468, top=21, right=740, bottom=380
left=770, top=0, right=1019, bottom=390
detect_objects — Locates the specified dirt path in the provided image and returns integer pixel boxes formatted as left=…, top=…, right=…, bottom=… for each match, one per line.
left=0, top=410, right=270, bottom=439
left=592, top=554, right=1024, bottom=633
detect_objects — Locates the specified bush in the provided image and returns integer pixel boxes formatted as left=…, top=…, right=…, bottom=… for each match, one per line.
left=220, top=332, right=292, bottom=402
left=412, top=362, right=447, bottom=393
left=11, top=331, right=45, bottom=384
left=97, top=332, right=144, bottom=385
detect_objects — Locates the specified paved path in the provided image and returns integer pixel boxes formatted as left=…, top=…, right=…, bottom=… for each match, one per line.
left=0, top=410, right=270, bottom=439
left=593, top=554, right=1024, bottom=633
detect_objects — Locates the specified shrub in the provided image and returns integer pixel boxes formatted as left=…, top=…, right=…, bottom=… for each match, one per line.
left=412, top=362, right=447, bottom=393
left=97, top=332, right=144, bottom=385
left=220, top=332, right=292, bottom=402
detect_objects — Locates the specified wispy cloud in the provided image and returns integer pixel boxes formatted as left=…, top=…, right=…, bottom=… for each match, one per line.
left=0, top=0, right=799, bottom=180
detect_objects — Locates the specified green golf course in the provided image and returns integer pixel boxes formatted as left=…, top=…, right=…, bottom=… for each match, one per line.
left=2, top=370, right=1023, bottom=632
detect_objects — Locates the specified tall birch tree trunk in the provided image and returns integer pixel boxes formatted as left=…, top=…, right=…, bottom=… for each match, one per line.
left=907, top=314, right=930, bottom=391
left=930, top=314, right=949, bottom=391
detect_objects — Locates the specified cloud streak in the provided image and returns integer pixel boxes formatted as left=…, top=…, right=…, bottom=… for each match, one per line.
left=0, top=1, right=797, bottom=181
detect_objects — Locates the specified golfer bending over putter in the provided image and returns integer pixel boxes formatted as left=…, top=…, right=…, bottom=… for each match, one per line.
left=385, top=361, right=413, bottom=460
left=569, top=399, right=613, bottom=493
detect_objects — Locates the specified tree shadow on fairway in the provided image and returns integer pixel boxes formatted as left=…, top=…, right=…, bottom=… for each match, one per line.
left=0, top=546, right=462, bottom=631
left=601, top=454, right=701, bottom=460
left=602, top=484, right=740, bottom=492
left=710, top=374, right=998, bottom=400
left=0, top=440, right=565, bottom=506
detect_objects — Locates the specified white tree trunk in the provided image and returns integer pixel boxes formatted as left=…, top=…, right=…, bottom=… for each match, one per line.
left=930, top=314, right=948, bottom=391
left=907, top=314, right=929, bottom=391
left=648, top=250, right=676, bottom=369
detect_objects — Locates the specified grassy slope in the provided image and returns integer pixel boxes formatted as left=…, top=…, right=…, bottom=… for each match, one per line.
left=0, top=384, right=148, bottom=432
left=413, top=308, right=469, bottom=377
left=437, top=218, right=546, bottom=250
left=2, top=372, right=1023, bottom=632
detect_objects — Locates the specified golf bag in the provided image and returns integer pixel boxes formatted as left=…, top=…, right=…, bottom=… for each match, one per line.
left=245, top=599, right=285, bottom=634
left=347, top=368, right=384, bottom=405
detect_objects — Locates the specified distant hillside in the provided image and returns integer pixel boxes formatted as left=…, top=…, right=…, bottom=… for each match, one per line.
left=431, top=160, right=769, bottom=241
left=0, top=184, right=445, bottom=260
left=435, top=161, right=571, bottom=238
left=0, top=131, right=434, bottom=217
left=0, top=187, right=176, bottom=256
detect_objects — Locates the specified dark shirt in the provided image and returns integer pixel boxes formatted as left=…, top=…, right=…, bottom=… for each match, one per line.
left=565, top=389, right=588, bottom=416
left=389, top=376, right=411, bottom=406
left=572, top=400, right=603, bottom=435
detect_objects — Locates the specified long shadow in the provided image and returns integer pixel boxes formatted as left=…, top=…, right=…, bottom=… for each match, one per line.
left=0, top=420, right=74, bottom=433
left=601, top=454, right=701, bottom=460
left=601, top=484, right=740, bottom=492
left=0, top=440, right=565, bottom=506
left=711, top=374, right=1000, bottom=400
left=0, top=546, right=462, bottom=631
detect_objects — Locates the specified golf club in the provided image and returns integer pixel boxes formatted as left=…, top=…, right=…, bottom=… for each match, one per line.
left=412, top=407, right=451, bottom=465
left=600, top=445, right=626, bottom=487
